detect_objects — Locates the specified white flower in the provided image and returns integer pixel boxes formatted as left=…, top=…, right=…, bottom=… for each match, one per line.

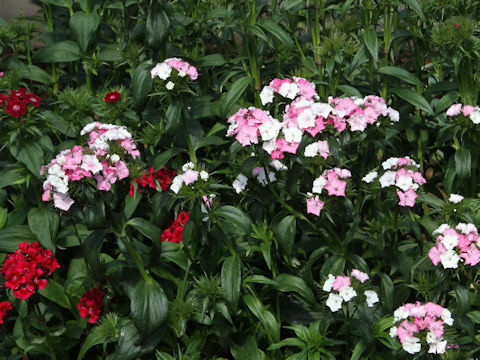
left=362, top=171, right=378, bottom=183
left=441, top=308, right=454, bottom=326
left=339, top=286, right=357, bottom=302
left=393, top=306, right=409, bottom=322
left=389, top=326, right=398, bottom=338
left=270, top=160, right=288, bottom=171
left=81, top=155, right=103, bottom=175
left=166, top=81, right=175, bottom=90
left=258, top=119, right=282, bottom=142
left=426, top=332, right=437, bottom=344
left=48, top=164, right=63, bottom=176
left=402, top=336, right=421, bottom=354
left=470, top=110, right=480, bottom=124
left=283, top=127, right=303, bottom=143
left=297, top=108, right=316, bottom=129
left=428, top=340, right=447, bottom=354
left=170, top=176, right=184, bottom=194
left=382, top=157, right=398, bottom=170
left=456, top=222, right=477, bottom=234
left=56, top=155, right=66, bottom=165
left=182, top=162, right=195, bottom=172
left=200, top=171, right=209, bottom=181
left=440, top=249, right=461, bottom=269
left=326, top=293, right=343, bottom=312
left=449, top=193, right=464, bottom=204
left=47, top=175, right=69, bottom=194
left=322, top=274, right=335, bottom=292
left=278, top=82, right=300, bottom=100
left=385, top=107, right=400, bottom=122
left=433, top=223, right=450, bottom=235
left=304, top=142, right=319, bottom=157
left=395, top=175, right=413, bottom=191
left=110, top=154, right=120, bottom=164
left=254, top=168, right=276, bottom=186
left=151, top=62, right=172, bottom=80
left=379, top=171, right=396, bottom=188
left=311, top=102, right=333, bottom=118
left=232, top=174, right=248, bottom=194
left=178, top=70, right=186, bottom=77
left=260, top=86, right=275, bottom=105
left=364, top=290, right=379, bottom=307
left=440, top=234, right=458, bottom=250
left=262, top=139, right=277, bottom=154
left=312, top=176, right=327, bottom=194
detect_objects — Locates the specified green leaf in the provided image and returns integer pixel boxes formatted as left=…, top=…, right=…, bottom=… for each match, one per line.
left=126, top=218, right=162, bottom=244
left=273, top=215, right=296, bottom=256
left=221, top=256, right=241, bottom=311
left=69, top=12, right=100, bottom=52
left=379, top=273, right=394, bottom=311
left=98, top=44, right=124, bottom=62
left=351, top=339, right=367, bottom=360
left=0, top=225, right=36, bottom=252
left=198, top=54, right=226, bottom=67
left=130, top=279, right=168, bottom=335
left=27, top=208, right=59, bottom=251
left=35, top=41, right=82, bottom=63
left=165, top=102, right=182, bottom=136
left=455, top=148, right=471, bottom=178
left=403, top=0, right=425, bottom=21
left=10, top=141, right=44, bottom=178
left=124, top=192, right=142, bottom=220
left=0, top=208, right=7, bottom=229
left=146, top=7, right=170, bottom=49
left=259, top=20, right=294, bottom=48
left=131, top=63, right=153, bottom=108
left=17, top=65, right=52, bottom=84
left=274, top=274, right=316, bottom=304
left=215, top=205, right=251, bottom=235
left=0, top=166, right=25, bottom=189
left=152, top=148, right=186, bottom=169
left=231, top=337, right=262, bottom=360
left=454, top=285, right=471, bottom=316
left=39, top=279, right=71, bottom=309
left=219, top=77, right=250, bottom=117
left=337, top=85, right=362, bottom=98
left=243, top=295, right=280, bottom=342
left=378, top=66, right=422, bottom=86
left=363, top=29, right=378, bottom=62
left=83, top=230, right=106, bottom=278
left=435, top=91, right=458, bottom=114
left=467, top=310, right=480, bottom=324
left=391, top=88, right=433, bottom=115
left=77, top=314, right=120, bottom=360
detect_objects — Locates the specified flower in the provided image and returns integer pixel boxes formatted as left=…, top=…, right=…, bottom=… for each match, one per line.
left=2, top=242, right=60, bottom=300
left=351, top=269, right=369, bottom=283
left=78, top=285, right=104, bottom=323
left=326, top=293, right=343, bottom=312
left=364, top=290, right=379, bottom=307
left=166, top=81, right=175, bottom=90
left=362, top=171, right=378, bottom=183
left=306, top=196, right=324, bottom=216
left=0, top=302, right=12, bottom=324
left=449, top=193, right=464, bottom=204
left=161, top=211, right=190, bottom=243
left=5, top=99, right=27, bottom=118
left=104, top=91, right=121, bottom=103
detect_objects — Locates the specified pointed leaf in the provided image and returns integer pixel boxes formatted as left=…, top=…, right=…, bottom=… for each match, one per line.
left=378, top=66, right=422, bottom=86
left=273, top=215, right=296, bottom=256
left=221, top=256, right=241, bottom=311
left=363, top=29, right=378, bottom=61
left=28, top=208, right=59, bottom=251
left=69, top=12, right=100, bottom=52
left=455, top=148, right=471, bottom=179
left=391, top=88, right=433, bottom=115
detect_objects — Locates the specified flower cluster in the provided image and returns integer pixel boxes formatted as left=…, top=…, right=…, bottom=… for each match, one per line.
left=129, top=166, right=177, bottom=196
left=104, top=91, right=121, bottom=103
left=390, top=302, right=454, bottom=354
left=161, top=211, right=190, bottom=243
left=1, top=87, right=41, bottom=118
left=170, top=162, right=209, bottom=194
left=78, top=285, right=104, bottom=323
left=42, top=122, right=139, bottom=211
left=428, top=223, right=480, bottom=268
left=363, top=156, right=426, bottom=207
left=150, top=58, right=198, bottom=90
left=307, top=168, right=351, bottom=216
left=1, top=242, right=60, bottom=300
left=260, top=77, right=318, bottom=104
left=0, top=302, right=12, bottom=324
left=446, top=103, right=480, bottom=124
left=322, top=269, right=379, bottom=312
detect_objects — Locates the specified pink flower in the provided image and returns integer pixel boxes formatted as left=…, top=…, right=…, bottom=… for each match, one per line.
left=95, top=175, right=112, bottom=191
left=351, top=269, right=369, bottom=283
left=182, top=169, right=199, bottom=185
left=306, top=196, right=324, bottom=216
left=428, top=245, right=444, bottom=266
left=424, top=302, right=444, bottom=317
left=332, top=276, right=350, bottom=291
left=115, top=161, right=129, bottom=179
left=463, top=105, right=475, bottom=116
left=318, top=140, right=330, bottom=159
left=53, top=192, right=74, bottom=211
left=397, top=188, right=417, bottom=207
left=446, top=104, right=462, bottom=116
left=324, top=175, right=347, bottom=197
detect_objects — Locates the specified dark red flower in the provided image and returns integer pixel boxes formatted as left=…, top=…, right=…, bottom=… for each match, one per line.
left=161, top=211, right=190, bottom=243
left=5, top=99, right=27, bottom=118
left=1, top=242, right=60, bottom=300
left=0, top=302, right=12, bottom=324
left=128, top=167, right=177, bottom=196
left=78, top=285, right=104, bottom=323
left=9, top=87, right=27, bottom=100
left=0, top=94, right=6, bottom=106
left=26, top=93, right=42, bottom=107
left=154, top=167, right=177, bottom=191
left=104, top=91, right=121, bottom=103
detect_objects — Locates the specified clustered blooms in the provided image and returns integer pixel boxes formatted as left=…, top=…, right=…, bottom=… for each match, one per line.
left=0, top=87, right=41, bottom=118
left=322, top=269, right=379, bottom=312
left=363, top=156, right=426, bottom=207
left=428, top=223, right=480, bottom=269
left=129, top=166, right=177, bottom=196
left=170, top=162, right=209, bottom=194
left=150, top=58, right=198, bottom=90
left=161, top=211, right=190, bottom=243
left=306, top=168, right=351, bottom=216
left=41, top=122, right=139, bottom=211
left=78, top=285, right=105, bottom=323
left=0, top=302, right=12, bottom=324
left=446, top=103, right=480, bottom=124
left=1, top=242, right=60, bottom=300
left=104, top=91, right=121, bottom=103
left=390, top=302, right=454, bottom=354
left=227, top=78, right=399, bottom=161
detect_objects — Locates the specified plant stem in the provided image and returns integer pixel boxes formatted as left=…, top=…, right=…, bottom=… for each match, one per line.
left=118, top=235, right=152, bottom=283
left=33, top=303, right=56, bottom=360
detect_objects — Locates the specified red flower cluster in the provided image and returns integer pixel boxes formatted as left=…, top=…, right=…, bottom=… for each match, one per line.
left=104, top=91, right=121, bottom=103
left=78, top=285, right=104, bottom=323
left=128, top=166, right=177, bottom=196
left=1, top=87, right=41, bottom=118
left=161, top=211, right=190, bottom=243
left=1, top=242, right=60, bottom=300
left=0, top=301, right=12, bottom=324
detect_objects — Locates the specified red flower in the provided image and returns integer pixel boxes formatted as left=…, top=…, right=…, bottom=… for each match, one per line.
left=78, top=285, right=104, bottom=323
left=0, top=94, right=6, bottom=106
left=1, top=242, right=60, bottom=300
left=26, top=93, right=42, bottom=107
left=161, top=211, right=190, bottom=243
left=9, top=87, right=27, bottom=100
left=104, top=91, right=121, bottom=103
left=128, top=167, right=177, bottom=196
left=154, top=167, right=177, bottom=191
left=0, top=302, right=12, bottom=324
left=5, top=99, right=27, bottom=118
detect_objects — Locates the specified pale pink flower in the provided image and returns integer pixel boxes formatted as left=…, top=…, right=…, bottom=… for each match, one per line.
left=351, top=269, right=369, bottom=283
left=306, top=196, right=324, bottom=216
left=446, top=103, right=462, bottom=116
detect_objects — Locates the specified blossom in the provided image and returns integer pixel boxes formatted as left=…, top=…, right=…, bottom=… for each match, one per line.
left=233, top=174, right=248, bottom=193
left=104, top=91, right=121, bottom=103
left=402, top=336, right=421, bottom=354
left=449, top=193, right=464, bottom=204
left=0, top=302, right=12, bottom=324
left=161, top=211, right=190, bottom=243
left=78, top=285, right=104, bottom=323
left=397, top=188, right=418, bottom=207
left=322, top=274, right=335, bottom=292
left=446, top=103, right=462, bottom=116
left=5, top=99, right=27, bottom=118
left=362, top=171, right=378, bottom=183
left=364, top=290, right=379, bottom=307
left=306, top=196, right=324, bottom=216
left=351, top=269, right=369, bottom=283
left=166, top=81, right=175, bottom=90
left=326, top=293, right=343, bottom=312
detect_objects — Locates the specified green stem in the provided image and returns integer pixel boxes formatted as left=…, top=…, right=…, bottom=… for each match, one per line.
left=33, top=303, right=57, bottom=360
left=118, top=235, right=152, bottom=283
